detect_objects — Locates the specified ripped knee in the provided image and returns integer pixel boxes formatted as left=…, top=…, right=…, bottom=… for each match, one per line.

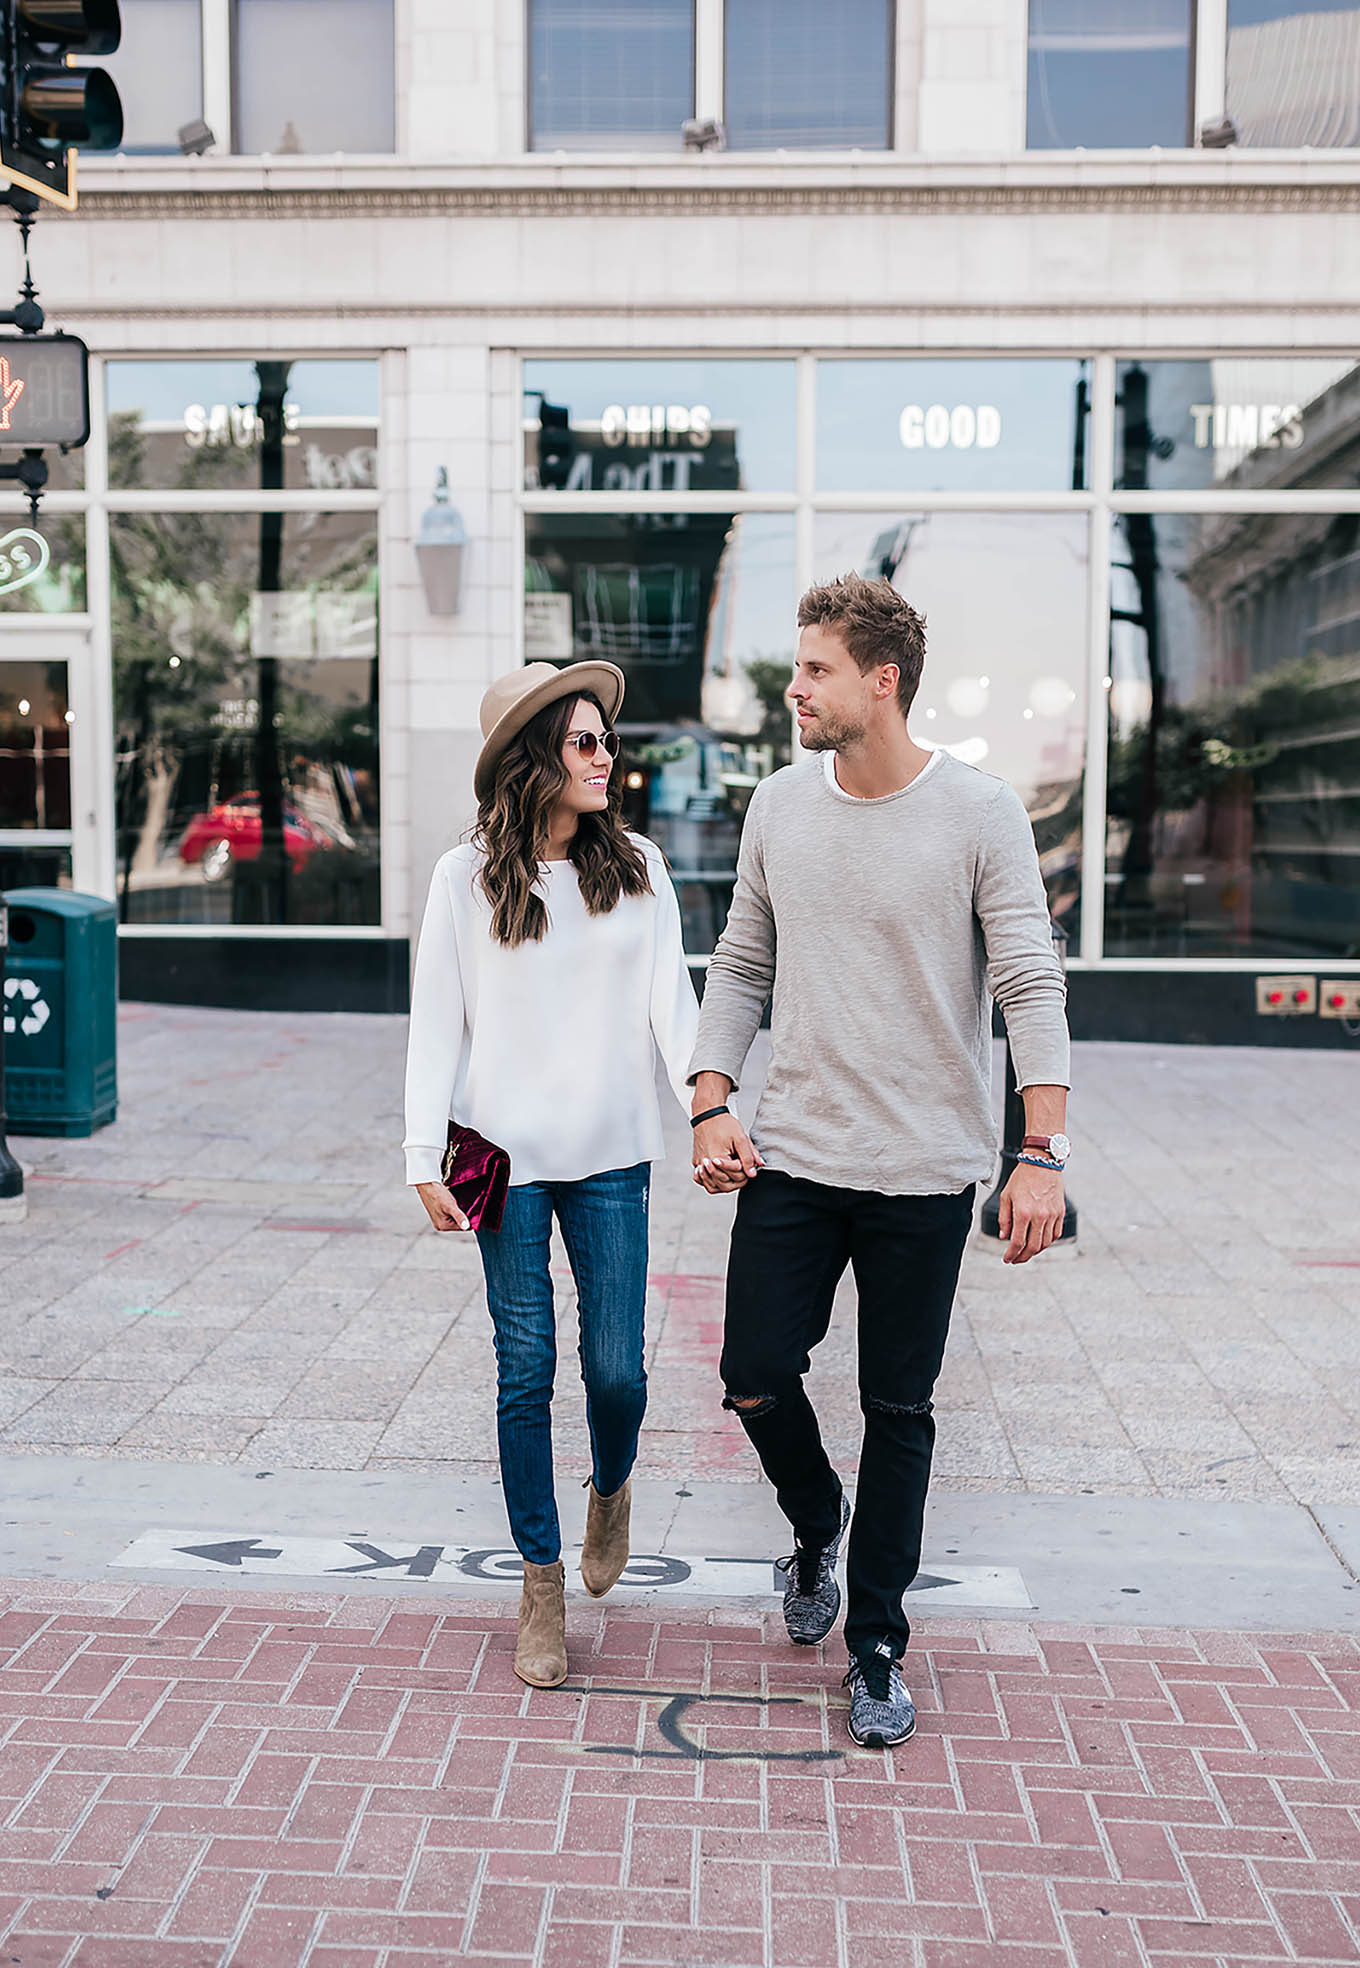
left=863, top=1394, right=934, bottom=1417
left=723, top=1391, right=778, bottom=1418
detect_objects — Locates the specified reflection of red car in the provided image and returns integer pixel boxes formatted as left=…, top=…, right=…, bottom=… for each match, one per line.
left=178, top=794, right=333, bottom=882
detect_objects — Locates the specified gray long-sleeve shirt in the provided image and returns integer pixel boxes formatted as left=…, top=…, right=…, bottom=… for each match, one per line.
left=688, top=750, right=1070, bottom=1195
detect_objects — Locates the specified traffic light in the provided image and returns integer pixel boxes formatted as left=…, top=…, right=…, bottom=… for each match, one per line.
left=537, top=399, right=577, bottom=491
left=1, top=1, right=123, bottom=210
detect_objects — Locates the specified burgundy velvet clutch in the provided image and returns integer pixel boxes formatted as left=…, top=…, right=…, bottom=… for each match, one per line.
left=441, top=1121, right=511, bottom=1234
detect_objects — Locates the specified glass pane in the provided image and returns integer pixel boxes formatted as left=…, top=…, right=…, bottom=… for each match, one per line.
left=816, top=359, right=1091, bottom=492
left=524, top=359, right=796, bottom=495
left=1105, top=511, right=1360, bottom=958
left=111, top=511, right=380, bottom=927
left=106, top=0, right=203, bottom=154
left=814, top=511, right=1088, bottom=939
left=1115, top=358, right=1360, bottom=491
left=1027, top=0, right=1192, bottom=148
left=724, top=0, right=891, bottom=149
left=1228, top=0, right=1360, bottom=146
left=234, top=0, right=394, bottom=153
left=524, top=510, right=795, bottom=955
left=0, top=840, right=72, bottom=889
left=107, top=359, right=380, bottom=492
left=0, top=514, right=87, bottom=614
left=0, top=664, right=71, bottom=829
left=529, top=0, right=694, bottom=151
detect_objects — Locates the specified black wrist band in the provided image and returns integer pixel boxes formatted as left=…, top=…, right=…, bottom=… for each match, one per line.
left=691, top=1105, right=730, bottom=1129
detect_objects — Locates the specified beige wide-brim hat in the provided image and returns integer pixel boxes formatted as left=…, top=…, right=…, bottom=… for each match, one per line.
left=473, top=660, right=626, bottom=802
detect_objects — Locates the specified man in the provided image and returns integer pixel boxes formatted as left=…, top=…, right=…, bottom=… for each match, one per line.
left=688, top=573, right=1070, bottom=1750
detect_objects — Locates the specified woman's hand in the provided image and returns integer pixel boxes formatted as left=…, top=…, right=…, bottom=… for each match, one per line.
left=416, top=1181, right=471, bottom=1233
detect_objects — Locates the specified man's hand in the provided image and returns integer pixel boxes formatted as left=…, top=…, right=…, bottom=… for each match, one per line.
left=692, top=1110, right=764, bottom=1193
left=415, top=1180, right=471, bottom=1233
left=998, top=1163, right=1065, bottom=1264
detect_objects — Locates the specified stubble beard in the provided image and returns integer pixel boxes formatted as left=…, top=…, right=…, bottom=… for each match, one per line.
left=798, top=713, right=865, bottom=753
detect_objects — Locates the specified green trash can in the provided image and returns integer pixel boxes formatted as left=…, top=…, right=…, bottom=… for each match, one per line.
left=2, top=888, right=118, bottom=1136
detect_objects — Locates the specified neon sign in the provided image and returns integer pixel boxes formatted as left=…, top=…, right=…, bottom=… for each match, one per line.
left=0, top=527, right=50, bottom=598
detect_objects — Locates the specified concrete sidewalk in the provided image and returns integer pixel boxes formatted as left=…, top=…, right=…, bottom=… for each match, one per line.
left=2, top=1003, right=1359, bottom=1507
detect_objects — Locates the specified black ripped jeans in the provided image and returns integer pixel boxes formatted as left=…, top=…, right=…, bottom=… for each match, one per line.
left=720, top=1169, right=975, bottom=1661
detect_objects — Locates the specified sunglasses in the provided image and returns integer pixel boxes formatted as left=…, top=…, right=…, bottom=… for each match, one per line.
left=566, top=730, right=620, bottom=761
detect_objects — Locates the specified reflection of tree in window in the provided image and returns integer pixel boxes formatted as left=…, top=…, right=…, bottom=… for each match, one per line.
left=111, top=499, right=379, bottom=929
left=1105, top=509, right=1360, bottom=958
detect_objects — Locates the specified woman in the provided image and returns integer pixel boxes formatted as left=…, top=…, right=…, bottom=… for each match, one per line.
left=403, top=660, right=699, bottom=1689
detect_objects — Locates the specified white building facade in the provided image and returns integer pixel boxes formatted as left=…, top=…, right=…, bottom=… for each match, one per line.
left=2, top=0, right=1358, bottom=1042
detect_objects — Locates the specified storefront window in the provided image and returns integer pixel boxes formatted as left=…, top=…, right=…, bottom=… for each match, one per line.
left=1027, top=0, right=1193, bottom=149
left=0, top=842, right=72, bottom=890
left=814, top=511, right=1088, bottom=938
left=233, top=0, right=394, bottom=153
left=1105, top=511, right=1360, bottom=958
left=0, top=663, right=71, bottom=831
left=724, top=0, right=892, bottom=149
left=1227, top=0, right=1360, bottom=147
left=0, top=516, right=86, bottom=615
left=111, top=511, right=380, bottom=928
left=524, top=510, right=795, bottom=954
left=1115, top=358, right=1360, bottom=492
left=107, top=359, right=380, bottom=494
left=106, top=0, right=203, bottom=154
left=816, top=360, right=1091, bottom=493
left=523, top=359, right=796, bottom=496
left=528, top=0, right=694, bottom=151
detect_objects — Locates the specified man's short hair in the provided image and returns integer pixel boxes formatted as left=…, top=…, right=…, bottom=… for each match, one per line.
left=796, top=573, right=927, bottom=716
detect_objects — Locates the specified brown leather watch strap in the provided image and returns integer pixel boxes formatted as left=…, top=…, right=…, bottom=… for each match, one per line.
left=1022, top=1135, right=1059, bottom=1151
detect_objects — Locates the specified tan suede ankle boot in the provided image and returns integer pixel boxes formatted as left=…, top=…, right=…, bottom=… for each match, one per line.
left=581, top=1478, right=632, bottom=1598
left=514, top=1559, right=567, bottom=1688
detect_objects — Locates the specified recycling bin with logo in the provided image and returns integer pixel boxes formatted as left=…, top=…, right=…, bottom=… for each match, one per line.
left=1, top=888, right=117, bottom=1136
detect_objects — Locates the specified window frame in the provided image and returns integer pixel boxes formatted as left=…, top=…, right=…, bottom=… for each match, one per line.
left=0, top=352, right=388, bottom=944
left=116, top=0, right=399, bottom=159
left=516, top=348, right=1360, bottom=975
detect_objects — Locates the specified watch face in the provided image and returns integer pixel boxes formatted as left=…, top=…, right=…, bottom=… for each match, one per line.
left=1049, top=1133, right=1071, bottom=1162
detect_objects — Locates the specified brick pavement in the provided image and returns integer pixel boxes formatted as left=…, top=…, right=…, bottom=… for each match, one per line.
left=2, top=1579, right=1360, bottom=1967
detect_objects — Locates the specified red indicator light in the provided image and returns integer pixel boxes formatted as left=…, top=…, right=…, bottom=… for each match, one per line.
left=1330, top=993, right=1346, bottom=1009
left=1293, top=988, right=1310, bottom=1004
left=1267, top=989, right=1284, bottom=1004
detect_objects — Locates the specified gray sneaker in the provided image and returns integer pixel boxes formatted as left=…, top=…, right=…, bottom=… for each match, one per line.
left=844, top=1641, right=916, bottom=1748
left=775, top=1492, right=850, bottom=1646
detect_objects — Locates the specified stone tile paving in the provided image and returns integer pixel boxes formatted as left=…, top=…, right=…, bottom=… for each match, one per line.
left=2, top=1006, right=1360, bottom=1504
left=1, top=1576, right=1359, bottom=1966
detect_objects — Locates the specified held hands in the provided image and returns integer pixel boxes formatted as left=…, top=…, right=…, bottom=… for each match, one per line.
left=692, top=1113, right=764, bottom=1194
left=997, top=1162, right=1066, bottom=1264
left=415, top=1180, right=471, bottom=1234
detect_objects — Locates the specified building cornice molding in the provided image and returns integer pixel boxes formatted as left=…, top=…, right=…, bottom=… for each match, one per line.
left=61, top=158, right=1360, bottom=222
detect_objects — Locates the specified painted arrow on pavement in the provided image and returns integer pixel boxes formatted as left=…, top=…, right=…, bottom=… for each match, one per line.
left=173, top=1538, right=284, bottom=1567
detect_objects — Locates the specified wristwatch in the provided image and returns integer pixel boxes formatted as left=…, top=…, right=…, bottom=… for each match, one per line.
left=1023, top=1133, right=1071, bottom=1166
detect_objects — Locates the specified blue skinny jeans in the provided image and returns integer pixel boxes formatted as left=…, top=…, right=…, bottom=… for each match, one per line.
left=475, top=1162, right=650, bottom=1565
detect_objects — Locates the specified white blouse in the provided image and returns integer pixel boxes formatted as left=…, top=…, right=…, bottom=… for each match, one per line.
left=402, top=836, right=700, bottom=1189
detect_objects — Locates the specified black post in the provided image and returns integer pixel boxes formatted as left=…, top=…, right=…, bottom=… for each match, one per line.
left=979, top=921, right=1077, bottom=1246
left=232, top=360, right=291, bottom=924
left=0, top=900, right=26, bottom=1216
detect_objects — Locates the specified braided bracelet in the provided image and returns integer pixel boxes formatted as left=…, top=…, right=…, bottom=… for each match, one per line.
left=1016, top=1152, right=1064, bottom=1171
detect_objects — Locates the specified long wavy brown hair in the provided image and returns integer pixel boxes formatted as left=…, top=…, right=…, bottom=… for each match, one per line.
left=473, top=691, right=652, bottom=947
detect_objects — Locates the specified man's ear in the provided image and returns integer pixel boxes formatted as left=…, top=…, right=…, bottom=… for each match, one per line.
left=876, top=663, right=900, bottom=701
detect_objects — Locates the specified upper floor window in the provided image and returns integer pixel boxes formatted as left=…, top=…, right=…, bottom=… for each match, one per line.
left=106, top=0, right=203, bottom=154
left=528, top=0, right=694, bottom=151
left=1226, top=0, right=1360, bottom=146
left=233, top=0, right=395, bottom=153
left=1027, top=0, right=1193, bottom=148
left=724, top=0, right=893, bottom=150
